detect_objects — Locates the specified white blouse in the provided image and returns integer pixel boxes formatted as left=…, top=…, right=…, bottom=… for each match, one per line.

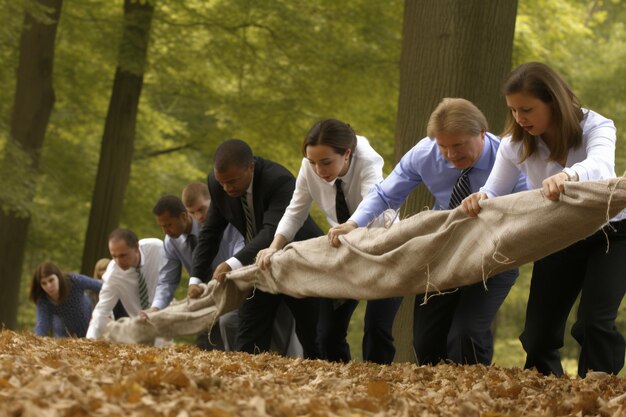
left=275, top=136, right=386, bottom=242
left=481, top=109, right=624, bottom=221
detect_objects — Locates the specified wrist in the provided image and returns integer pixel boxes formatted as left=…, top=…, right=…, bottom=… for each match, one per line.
left=562, top=167, right=578, bottom=182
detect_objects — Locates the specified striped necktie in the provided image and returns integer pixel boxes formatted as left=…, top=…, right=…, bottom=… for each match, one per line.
left=241, top=196, right=255, bottom=243
left=137, top=267, right=150, bottom=310
left=448, top=167, right=473, bottom=209
left=335, top=179, right=351, bottom=224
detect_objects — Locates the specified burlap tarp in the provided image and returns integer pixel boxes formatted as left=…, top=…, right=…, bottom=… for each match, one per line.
left=106, top=178, right=626, bottom=344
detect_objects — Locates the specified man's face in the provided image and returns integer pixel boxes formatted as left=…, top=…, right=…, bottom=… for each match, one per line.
left=185, top=197, right=210, bottom=224
left=108, top=238, right=140, bottom=271
left=155, top=210, right=188, bottom=239
left=435, top=131, right=485, bottom=170
left=214, top=163, right=254, bottom=198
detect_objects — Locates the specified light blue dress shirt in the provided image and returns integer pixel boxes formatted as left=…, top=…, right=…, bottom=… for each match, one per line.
left=153, top=219, right=244, bottom=309
left=350, top=132, right=528, bottom=227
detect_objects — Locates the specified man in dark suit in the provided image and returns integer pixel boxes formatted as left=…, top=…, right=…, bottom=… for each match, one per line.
left=190, top=139, right=322, bottom=358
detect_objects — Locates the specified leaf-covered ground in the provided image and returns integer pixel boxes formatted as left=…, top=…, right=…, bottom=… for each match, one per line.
left=1, top=330, right=626, bottom=417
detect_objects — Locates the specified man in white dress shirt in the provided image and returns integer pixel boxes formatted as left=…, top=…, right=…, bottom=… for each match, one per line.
left=86, top=228, right=164, bottom=339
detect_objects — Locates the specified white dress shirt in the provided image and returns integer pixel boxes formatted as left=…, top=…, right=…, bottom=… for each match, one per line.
left=275, top=136, right=386, bottom=242
left=86, top=238, right=165, bottom=339
left=481, top=109, right=625, bottom=221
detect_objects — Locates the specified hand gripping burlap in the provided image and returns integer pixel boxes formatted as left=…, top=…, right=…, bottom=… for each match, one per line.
left=104, top=277, right=250, bottom=345
left=104, top=178, right=626, bottom=344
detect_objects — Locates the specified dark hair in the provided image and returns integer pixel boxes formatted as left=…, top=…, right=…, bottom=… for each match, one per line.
left=213, top=139, right=254, bottom=172
left=182, top=181, right=210, bottom=207
left=108, top=228, right=139, bottom=248
left=302, top=119, right=357, bottom=157
left=30, top=261, right=71, bottom=303
left=502, top=62, right=583, bottom=163
left=153, top=195, right=187, bottom=217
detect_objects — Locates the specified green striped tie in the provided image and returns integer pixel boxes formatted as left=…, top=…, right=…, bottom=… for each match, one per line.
left=241, top=196, right=255, bottom=243
left=137, top=267, right=150, bottom=310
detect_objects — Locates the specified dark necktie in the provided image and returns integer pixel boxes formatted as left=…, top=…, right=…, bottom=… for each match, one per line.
left=448, top=167, right=473, bottom=209
left=241, top=196, right=255, bottom=243
left=137, top=267, right=150, bottom=310
left=187, top=233, right=197, bottom=252
left=335, top=179, right=351, bottom=224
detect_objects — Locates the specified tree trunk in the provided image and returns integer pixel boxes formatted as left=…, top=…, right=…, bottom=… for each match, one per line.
left=0, top=0, right=63, bottom=330
left=80, top=0, right=155, bottom=275
left=392, top=0, right=518, bottom=363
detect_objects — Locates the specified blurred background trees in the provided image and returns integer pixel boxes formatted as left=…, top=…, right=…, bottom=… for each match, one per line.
left=1, top=0, right=624, bottom=373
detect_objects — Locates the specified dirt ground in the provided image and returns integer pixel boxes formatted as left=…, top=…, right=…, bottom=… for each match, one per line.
left=1, top=330, right=626, bottom=417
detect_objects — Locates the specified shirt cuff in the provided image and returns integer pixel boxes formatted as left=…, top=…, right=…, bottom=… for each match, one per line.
left=189, top=277, right=203, bottom=286
left=225, top=256, right=243, bottom=271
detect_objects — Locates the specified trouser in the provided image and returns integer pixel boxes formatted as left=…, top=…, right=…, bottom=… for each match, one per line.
left=317, top=296, right=402, bottom=364
left=236, top=289, right=320, bottom=359
left=220, top=303, right=303, bottom=357
left=520, top=220, right=626, bottom=377
left=196, top=322, right=225, bottom=351
left=413, top=268, right=518, bottom=365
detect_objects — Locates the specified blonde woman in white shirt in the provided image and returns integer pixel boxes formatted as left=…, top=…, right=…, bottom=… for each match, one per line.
left=256, top=119, right=402, bottom=364
left=462, top=62, right=626, bottom=378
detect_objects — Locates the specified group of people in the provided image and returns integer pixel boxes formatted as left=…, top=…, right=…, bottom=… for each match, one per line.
left=30, top=61, right=626, bottom=378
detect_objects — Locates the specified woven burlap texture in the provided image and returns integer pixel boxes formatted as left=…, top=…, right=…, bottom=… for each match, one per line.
left=106, top=178, right=626, bottom=344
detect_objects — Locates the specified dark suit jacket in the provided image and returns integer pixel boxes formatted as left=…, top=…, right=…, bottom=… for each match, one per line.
left=191, top=156, right=322, bottom=282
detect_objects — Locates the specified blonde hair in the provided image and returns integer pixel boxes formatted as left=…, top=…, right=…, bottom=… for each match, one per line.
left=502, top=62, right=583, bottom=163
left=427, top=98, right=488, bottom=138
left=182, top=181, right=210, bottom=207
left=93, top=258, right=111, bottom=280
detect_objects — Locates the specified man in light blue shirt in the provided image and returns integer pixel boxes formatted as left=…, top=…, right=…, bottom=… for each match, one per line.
left=329, top=98, right=527, bottom=365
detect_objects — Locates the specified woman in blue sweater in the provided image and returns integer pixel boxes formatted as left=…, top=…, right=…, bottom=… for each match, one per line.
left=30, top=261, right=102, bottom=338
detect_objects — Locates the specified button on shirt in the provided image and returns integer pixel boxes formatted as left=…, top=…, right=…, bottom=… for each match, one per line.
left=350, top=132, right=528, bottom=227
left=86, top=238, right=165, bottom=339
left=276, top=136, right=388, bottom=242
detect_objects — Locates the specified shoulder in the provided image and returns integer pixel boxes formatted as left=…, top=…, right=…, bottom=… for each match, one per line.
left=354, top=136, right=383, bottom=163
left=256, top=156, right=291, bottom=176
left=406, top=136, right=438, bottom=161
left=581, top=109, right=615, bottom=133
left=254, top=157, right=295, bottom=187
left=140, top=238, right=165, bottom=256
left=494, top=134, right=520, bottom=154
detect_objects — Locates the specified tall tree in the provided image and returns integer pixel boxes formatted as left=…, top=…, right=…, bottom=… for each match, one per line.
left=391, top=0, right=519, bottom=363
left=0, top=0, right=63, bottom=329
left=80, top=0, right=155, bottom=275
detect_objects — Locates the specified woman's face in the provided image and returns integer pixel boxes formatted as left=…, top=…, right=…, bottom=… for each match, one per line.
left=506, top=91, right=554, bottom=139
left=305, top=144, right=351, bottom=182
left=40, top=274, right=60, bottom=301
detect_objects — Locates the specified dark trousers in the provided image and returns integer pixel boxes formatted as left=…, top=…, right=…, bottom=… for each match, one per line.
left=236, top=288, right=320, bottom=359
left=520, top=220, right=626, bottom=377
left=195, top=324, right=225, bottom=351
left=317, top=296, right=402, bottom=364
left=413, top=268, right=517, bottom=365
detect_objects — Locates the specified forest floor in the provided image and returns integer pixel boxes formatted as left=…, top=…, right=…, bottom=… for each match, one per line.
left=1, top=330, right=625, bottom=417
